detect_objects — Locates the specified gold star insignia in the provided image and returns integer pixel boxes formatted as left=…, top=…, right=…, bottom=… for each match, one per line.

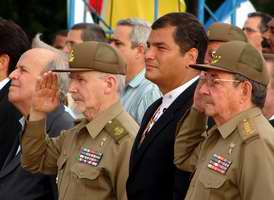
left=69, top=50, right=75, bottom=62
left=211, top=54, right=221, bottom=64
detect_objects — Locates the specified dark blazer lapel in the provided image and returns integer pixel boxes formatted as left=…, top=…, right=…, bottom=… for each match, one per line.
left=0, top=141, right=21, bottom=178
left=129, top=98, right=162, bottom=173
left=130, top=80, right=198, bottom=174
left=0, top=154, right=20, bottom=178
left=0, top=81, right=10, bottom=100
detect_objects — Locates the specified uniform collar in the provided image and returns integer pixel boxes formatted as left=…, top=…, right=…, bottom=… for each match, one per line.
left=85, top=101, right=124, bottom=138
left=127, top=69, right=145, bottom=88
left=217, top=107, right=262, bottom=139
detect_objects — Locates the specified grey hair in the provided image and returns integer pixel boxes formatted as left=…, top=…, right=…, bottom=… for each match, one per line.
left=117, top=18, right=151, bottom=48
left=233, top=73, right=267, bottom=108
left=32, top=34, right=69, bottom=103
left=96, top=72, right=126, bottom=96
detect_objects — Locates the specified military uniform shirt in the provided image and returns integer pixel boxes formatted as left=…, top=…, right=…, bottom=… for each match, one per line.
left=175, top=107, right=274, bottom=200
left=21, top=102, right=139, bottom=200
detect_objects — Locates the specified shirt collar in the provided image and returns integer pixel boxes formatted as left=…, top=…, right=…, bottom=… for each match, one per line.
left=162, top=76, right=199, bottom=109
left=85, top=101, right=124, bottom=138
left=217, top=107, right=262, bottom=139
left=0, top=78, right=10, bottom=90
left=269, top=115, right=274, bottom=121
left=19, top=117, right=26, bottom=130
left=127, top=69, right=145, bottom=88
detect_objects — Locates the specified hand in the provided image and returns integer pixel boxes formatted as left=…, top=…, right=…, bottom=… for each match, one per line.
left=30, top=71, right=60, bottom=120
left=193, top=81, right=206, bottom=113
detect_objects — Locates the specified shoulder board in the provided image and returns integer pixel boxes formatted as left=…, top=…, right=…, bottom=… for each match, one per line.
left=104, top=118, right=129, bottom=143
left=237, top=118, right=259, bottom=143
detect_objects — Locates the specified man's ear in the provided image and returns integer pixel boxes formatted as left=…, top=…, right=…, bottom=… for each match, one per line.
left=185, top=48, right=198, bottom=65
left=104, top=75, right=117, bottom=94
left=240, top=81, right=253, bottom=103
left=0, top=54, right=10, bottom=77
left=135, top=44, right=145, bottom=59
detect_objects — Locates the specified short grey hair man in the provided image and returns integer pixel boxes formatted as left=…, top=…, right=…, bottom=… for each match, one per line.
left=117, top=18, right=151, bottom=48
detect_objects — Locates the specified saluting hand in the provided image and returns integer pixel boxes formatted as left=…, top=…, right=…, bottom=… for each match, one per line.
left=29, top=71, right=60, bottom=121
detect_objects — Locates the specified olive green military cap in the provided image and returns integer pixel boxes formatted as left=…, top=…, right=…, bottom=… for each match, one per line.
left=190, top=41, right=269, bottom=86
left=53, top=41, right=126, bottom=74
left=207, top=22, right=248, bottom=42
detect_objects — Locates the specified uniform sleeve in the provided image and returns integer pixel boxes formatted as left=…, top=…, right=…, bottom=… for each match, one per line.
left=109, top=135, right=134, bottom=200
left=174, top=108, right=207, bottom=172
left=239, top=138, right=274, bottom=200
left=21, top=119, right=65, bottom=175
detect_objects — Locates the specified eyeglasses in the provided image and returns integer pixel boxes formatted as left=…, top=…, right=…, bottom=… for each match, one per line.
left=243, top=27, right=260, bottom=34
left=199, top=74, right=240, bottom=88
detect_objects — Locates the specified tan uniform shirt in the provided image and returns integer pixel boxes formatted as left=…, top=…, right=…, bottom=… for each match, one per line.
left=21, top=102, right=139, bottom=200
left=175, top=107, right=274, bottom=200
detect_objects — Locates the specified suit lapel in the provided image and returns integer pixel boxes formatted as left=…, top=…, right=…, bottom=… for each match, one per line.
left=0, top=81, right=10, bottom=100
left=131, top=99, right=162, bottom=155
left=0, top=134, right=21, bottom=178
left=129, top=80, right=198, bottom=174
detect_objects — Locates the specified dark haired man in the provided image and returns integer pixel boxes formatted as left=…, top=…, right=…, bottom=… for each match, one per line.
left=126, top=12, right=208, bottom=200
left=51, top=29, right=68, bottom=50
left=63, top=22, right=107, bottom=53
left=243, top=12, right=272, bottom=53
left=0, top=19, right=30, bottom=169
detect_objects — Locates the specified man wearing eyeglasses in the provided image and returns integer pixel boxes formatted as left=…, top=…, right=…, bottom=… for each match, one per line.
left=205, top=22, right=247, bottom=64
left=243, top=12, right=272, bottom=53
left=175, top=41, right=274, bottom=200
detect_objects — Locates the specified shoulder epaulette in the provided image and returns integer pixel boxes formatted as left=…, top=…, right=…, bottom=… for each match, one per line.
left=104, top=118, right=129, bottom=143
left=238, top=118, right=259, bottom=143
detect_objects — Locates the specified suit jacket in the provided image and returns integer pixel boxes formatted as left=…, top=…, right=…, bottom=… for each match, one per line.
left=126, top=81, right=198, bottom=200
left=0, top=104, right=74, bottom=200
left=0, top=81, right=22, bottom=169
left=269, top=119, right=274, bottom=127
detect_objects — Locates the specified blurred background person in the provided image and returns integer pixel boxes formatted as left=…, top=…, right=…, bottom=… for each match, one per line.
left=243, top=12, right=272, bottom=53
left=51, top=29, right=68, bottom=50
left=63, top=22, right=107, bottom=54
left=263, top=53, right=274, bottom=126
left=264, top=18, right=274, bottom=54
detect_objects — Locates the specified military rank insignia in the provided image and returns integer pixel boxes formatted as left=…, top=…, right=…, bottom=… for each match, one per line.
left=211, top=54, right=221, bottom=64
left=77, top=147, right=103, bottom=167
left=207, top=154, right=232, bottom=175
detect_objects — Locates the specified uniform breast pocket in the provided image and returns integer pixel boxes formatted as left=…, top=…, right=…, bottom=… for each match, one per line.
left=198, top=168, right=227, bottom=199
left=199, top=169, right=226, bottom=189
left=71, top=163, right=101, bottom=186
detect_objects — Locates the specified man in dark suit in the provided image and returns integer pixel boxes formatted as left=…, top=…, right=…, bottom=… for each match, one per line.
left=0, top=48, right=74, bottom=200
left=126, top=12, right=208, bottom=200
left=0, top=19, right=30, bottom=169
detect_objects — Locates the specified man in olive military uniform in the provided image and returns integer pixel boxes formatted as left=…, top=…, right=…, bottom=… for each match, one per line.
left=20, top=41, right=139, bottom=200
left=205, top=22, right=247, bottom=64
left=175, top=41, right=274, bottom=200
